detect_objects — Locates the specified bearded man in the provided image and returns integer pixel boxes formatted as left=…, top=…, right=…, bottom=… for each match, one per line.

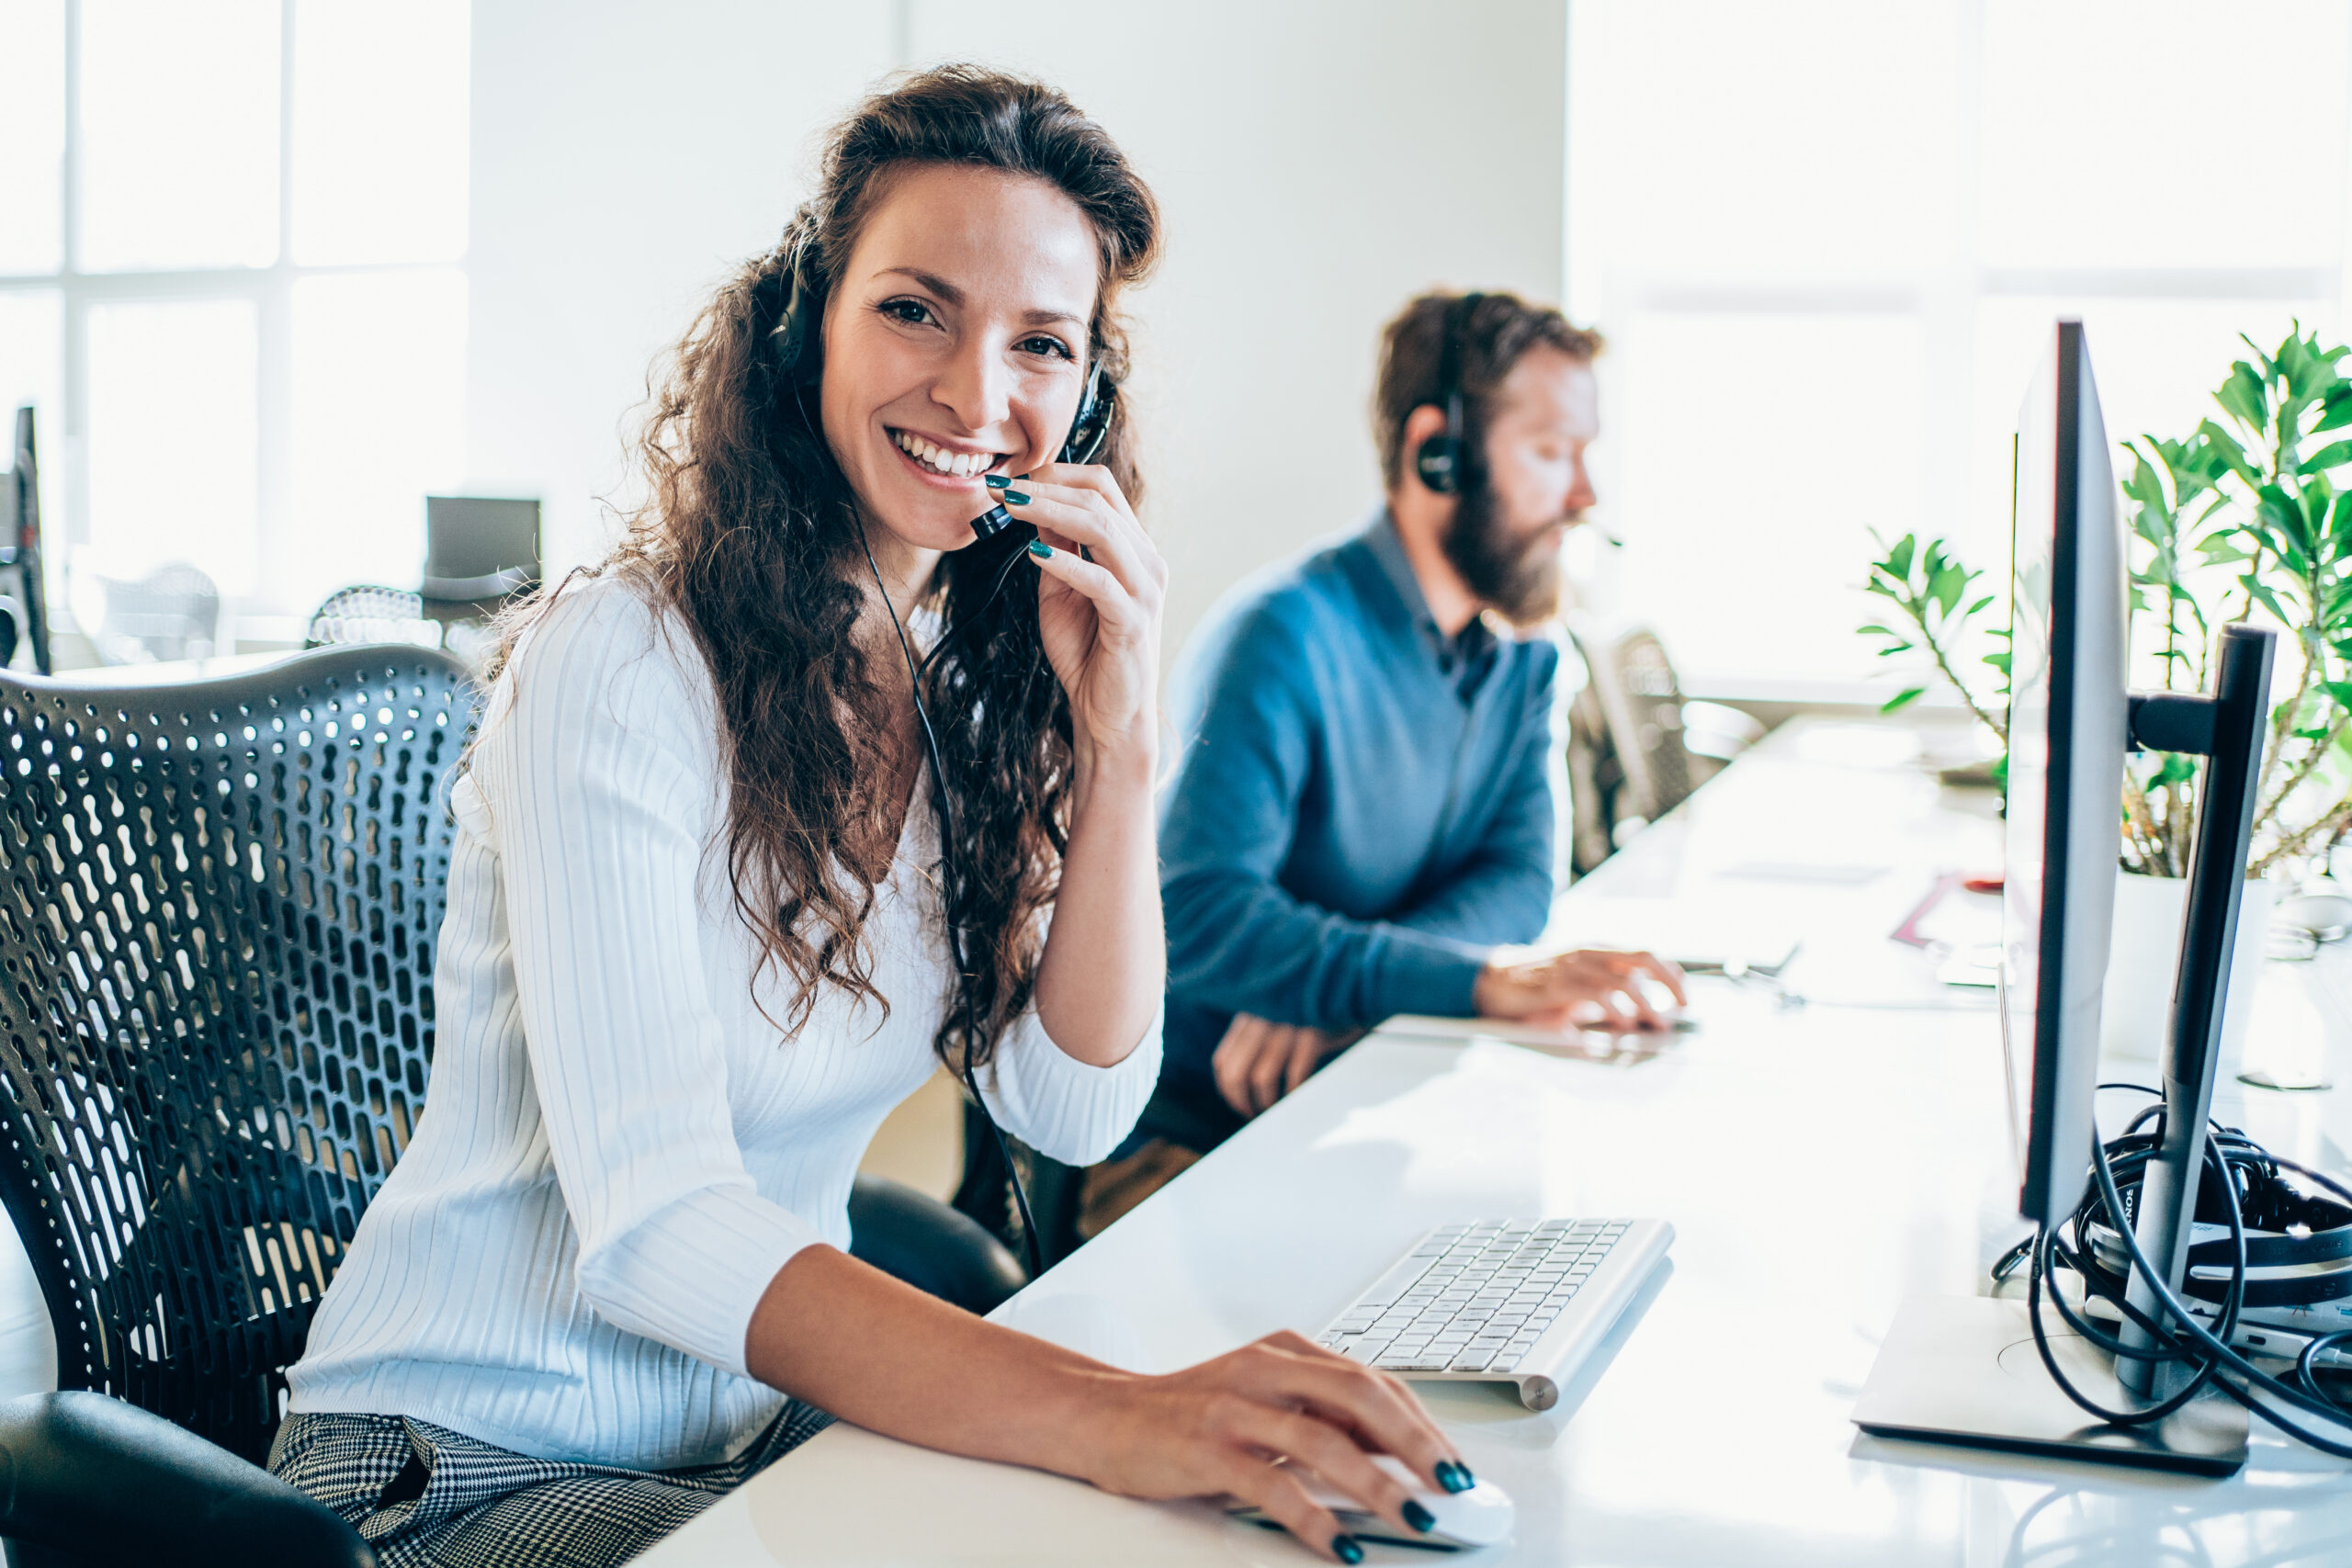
left=1080, top=290, right=1685, bottom=1224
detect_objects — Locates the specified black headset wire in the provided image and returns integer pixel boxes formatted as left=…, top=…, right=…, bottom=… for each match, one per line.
left=854, top=515, right=1046, bottom=1280
left=2002, top=1081, right=2352, bottom=1452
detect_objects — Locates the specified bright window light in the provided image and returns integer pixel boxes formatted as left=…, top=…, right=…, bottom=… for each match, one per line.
left=287, top=269, right=468, bottom=612
left=291, top=0, right=469, bottom=265
left=1980, top=0, right=2350, bottom=271
left=1567, top=0, right=2352, bottom=694
left=77, top=0, right=281, bottom=273
left=0, top=1, right=65, bottom=276
left=85, top=299, right=259, bottom=594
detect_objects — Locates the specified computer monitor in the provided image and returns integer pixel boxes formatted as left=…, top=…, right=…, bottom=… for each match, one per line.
left=422, top=496, right=540, bottom=602
left=1852, top=321, right=2274, bottom=1472
left=1, top=405, right=51, bottom=675
left=2004, top=320, right=2128, bottom=1235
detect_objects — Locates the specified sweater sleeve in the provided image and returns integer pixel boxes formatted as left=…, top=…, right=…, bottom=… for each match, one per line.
left=1159, top=604, right=1490, bottom=1030
left=472, top=584, right=819, bottom=1381
left=979, top=999, right=1163, bottom=1167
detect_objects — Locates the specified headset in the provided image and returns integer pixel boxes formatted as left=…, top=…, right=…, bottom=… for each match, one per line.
left=1412, top=291, right=1487, bottom=497
left=766, top=233, right=1118, bottom=537
left=1989, top=1084, right=2352, bottom=1450
left=766, top=229, right=1120, bottom=1277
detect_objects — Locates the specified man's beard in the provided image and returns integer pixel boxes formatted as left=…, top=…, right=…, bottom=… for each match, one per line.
left=1442, top=478, right=1566, bottom=629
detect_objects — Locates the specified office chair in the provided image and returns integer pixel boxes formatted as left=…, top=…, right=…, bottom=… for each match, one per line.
left=304, top=585, right=443, bottom=652
left=1567, top=626, right=1764, bottom=871
left=93, top=563, right=221, bottom=665
left=0, top=650, right=1018, bottom=1565
left=954, top=1110, right=1086, bottom=1272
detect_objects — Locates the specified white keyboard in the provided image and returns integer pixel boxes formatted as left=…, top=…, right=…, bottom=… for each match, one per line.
left=1316, top=1218, right=1673, bottom=1411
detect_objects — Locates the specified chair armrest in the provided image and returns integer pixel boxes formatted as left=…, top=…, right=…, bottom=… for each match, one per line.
left=0, top=1393, right=375, bottom=1568
left=848, top=1175, right=1028, bottom=1314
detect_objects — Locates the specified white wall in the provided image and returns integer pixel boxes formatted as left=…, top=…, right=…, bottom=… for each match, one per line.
left=465, top=1, right=893, bottom=570
left=467, top=0, right=1569, bottom=655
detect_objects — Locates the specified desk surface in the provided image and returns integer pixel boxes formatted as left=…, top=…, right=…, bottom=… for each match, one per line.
left=643, top=717, right=2352, bottom=1566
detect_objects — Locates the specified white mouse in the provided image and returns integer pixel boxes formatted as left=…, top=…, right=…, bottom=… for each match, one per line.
left=1227, top=1453, right=1517, bottom=1551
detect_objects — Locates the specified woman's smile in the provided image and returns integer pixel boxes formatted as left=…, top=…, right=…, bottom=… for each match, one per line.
left=888, top=427, right=1012, bottom=484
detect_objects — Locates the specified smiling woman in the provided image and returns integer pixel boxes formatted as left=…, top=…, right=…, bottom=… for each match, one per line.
left=259, top=64, right=1467, bottom=1568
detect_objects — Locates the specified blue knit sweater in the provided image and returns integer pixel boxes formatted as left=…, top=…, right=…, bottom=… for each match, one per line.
left=1157, top=511, right=1560, bottom=1096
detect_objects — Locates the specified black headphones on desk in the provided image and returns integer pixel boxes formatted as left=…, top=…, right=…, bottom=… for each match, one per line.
left=1413, top=291, right=1487, bottom=496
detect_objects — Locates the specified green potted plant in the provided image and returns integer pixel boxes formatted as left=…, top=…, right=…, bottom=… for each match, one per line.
left=1861, top=325, right=2352, bottom=1063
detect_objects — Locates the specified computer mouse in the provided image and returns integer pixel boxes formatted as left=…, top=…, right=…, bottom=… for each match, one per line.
left=1228, top=1454, right=1517, bottom=1551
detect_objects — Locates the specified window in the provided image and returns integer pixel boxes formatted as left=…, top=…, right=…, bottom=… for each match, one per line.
left=1566, top=0, right=2352, bottom=699
left=0, top=0, right=469, bottom=646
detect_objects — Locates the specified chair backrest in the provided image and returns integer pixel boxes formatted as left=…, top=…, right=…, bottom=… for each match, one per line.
left=306, top=585, right=440, bottom=652
left=1589, top=626, right=1695, bottom=828
left=96, top=564, right=221, bottom=665
left=0, top=649, right=475, bottom=1464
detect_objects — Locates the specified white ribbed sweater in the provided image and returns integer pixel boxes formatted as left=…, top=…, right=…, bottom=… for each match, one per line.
left=285, top=576, right=1160, bottom=1469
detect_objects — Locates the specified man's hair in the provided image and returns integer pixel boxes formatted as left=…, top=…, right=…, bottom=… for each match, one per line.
left=1374, top=290, right=1603, bottom=489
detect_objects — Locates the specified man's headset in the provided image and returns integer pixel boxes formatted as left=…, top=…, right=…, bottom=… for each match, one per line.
left=765, top=233, right=1118, bottom=537
left=1412, top=291, right=1487, bottom=497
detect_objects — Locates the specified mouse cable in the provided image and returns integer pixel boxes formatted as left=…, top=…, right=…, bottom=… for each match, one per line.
left=856, top=516, right=1046, bottom=1281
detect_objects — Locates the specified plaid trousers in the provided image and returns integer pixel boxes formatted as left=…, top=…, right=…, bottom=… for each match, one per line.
left=269, top=1402, right=835, bottom=1568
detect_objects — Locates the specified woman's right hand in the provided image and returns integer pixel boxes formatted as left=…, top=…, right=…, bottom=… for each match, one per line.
left=1068, top=1329, right=1470, bottom=1562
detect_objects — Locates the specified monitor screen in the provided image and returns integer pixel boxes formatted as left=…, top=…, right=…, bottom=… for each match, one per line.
left=423, top=496, right=539, bottom=600
left=2003, top=321, right=2127, bottom=1230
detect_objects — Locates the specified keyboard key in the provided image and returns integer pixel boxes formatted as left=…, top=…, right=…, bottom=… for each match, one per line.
left=1451, top=1348, right=1499, bottom=1371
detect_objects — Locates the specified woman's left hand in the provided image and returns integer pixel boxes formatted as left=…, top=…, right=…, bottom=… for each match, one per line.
left=1000, top=465, right=1165, bottom=763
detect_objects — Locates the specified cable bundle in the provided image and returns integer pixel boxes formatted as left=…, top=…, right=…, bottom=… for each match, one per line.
left=1992, top=1084, right=2352, bottom=1455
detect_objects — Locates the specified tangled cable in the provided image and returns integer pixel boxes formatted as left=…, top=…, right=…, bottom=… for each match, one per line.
left=1989, top=1083, right=2352, bottom=1453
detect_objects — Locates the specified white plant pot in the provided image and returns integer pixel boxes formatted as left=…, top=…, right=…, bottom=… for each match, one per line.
left=2098, top=874, right=2275, bottom=1072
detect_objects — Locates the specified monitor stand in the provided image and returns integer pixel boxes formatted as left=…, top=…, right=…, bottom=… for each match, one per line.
left=1855, top=625, right=2277, bottom=1479
left=1852, top=1295, right=2245, bottom=1475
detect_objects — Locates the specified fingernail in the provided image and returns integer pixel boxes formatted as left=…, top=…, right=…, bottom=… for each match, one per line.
left=1332, top=1536, right=1365, bottom=1565
left=1002, top=489, right=1031, bottom=505
left=984, top=474, right=1010, bottom=489
left=1026, top=539, right=1052, bottom=559
left=1402, top=1499, right=1436, bottom=1533
left=1436, top=1460, right=1475, bottom=1493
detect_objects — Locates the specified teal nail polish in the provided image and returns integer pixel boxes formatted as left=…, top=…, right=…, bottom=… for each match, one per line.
left=1002, top=489, right=1031, bottom=505
left=1332, top=1536, right=1364, bottom=1565
left=1436, top=1460, right=1475, bottom=1494
left=984, top=473, right=1011, bottom=489
left=1402, top=1499, right=1436, bottom=1533
left=1027, top=539, right=1052, bottom=559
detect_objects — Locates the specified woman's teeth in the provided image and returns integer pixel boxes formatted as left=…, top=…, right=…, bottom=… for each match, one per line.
left=893, top=431, right=995, bottom=478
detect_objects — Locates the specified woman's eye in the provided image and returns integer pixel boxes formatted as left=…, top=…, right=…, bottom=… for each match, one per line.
left=1020, top=334, right=1075, bottom=360
left=879, top=299, right=936, bottom=327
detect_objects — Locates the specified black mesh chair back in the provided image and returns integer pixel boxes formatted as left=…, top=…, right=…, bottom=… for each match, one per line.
left=305, top=586, right=441, bottom=653
left=0, top=649, right=475, bottom=1466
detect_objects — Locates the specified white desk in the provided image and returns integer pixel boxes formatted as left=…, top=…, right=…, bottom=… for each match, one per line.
left=640, top=719, right=2352, bottom=1566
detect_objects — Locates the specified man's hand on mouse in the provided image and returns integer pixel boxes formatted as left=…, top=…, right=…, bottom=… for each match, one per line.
left=1213, top=1014, right=1369, bottom=1119
left=1474, top=947, right=1688, bottom=1032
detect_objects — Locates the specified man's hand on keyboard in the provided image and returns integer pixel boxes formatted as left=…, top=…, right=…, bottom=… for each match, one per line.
left=1473, top=947, right=1688, bottom=1032
left=1213, top=1014, right=1369, bottom=1119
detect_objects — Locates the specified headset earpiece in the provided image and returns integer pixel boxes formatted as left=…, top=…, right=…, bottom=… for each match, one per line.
left=768, top=238, right=822, bottom=386
left=1061, top=361, right=1114, bottom=466
left=1412, top=293, right=1485, bottom=498
left=1414, top=390, right=1465, bottom=496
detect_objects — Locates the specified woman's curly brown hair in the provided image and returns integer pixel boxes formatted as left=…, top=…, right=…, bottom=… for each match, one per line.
left=484, top=65, right=1160, bottom=1071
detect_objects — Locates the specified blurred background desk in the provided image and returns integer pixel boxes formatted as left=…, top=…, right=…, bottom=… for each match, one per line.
left=639, top=718, right=2352, bottom=1566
